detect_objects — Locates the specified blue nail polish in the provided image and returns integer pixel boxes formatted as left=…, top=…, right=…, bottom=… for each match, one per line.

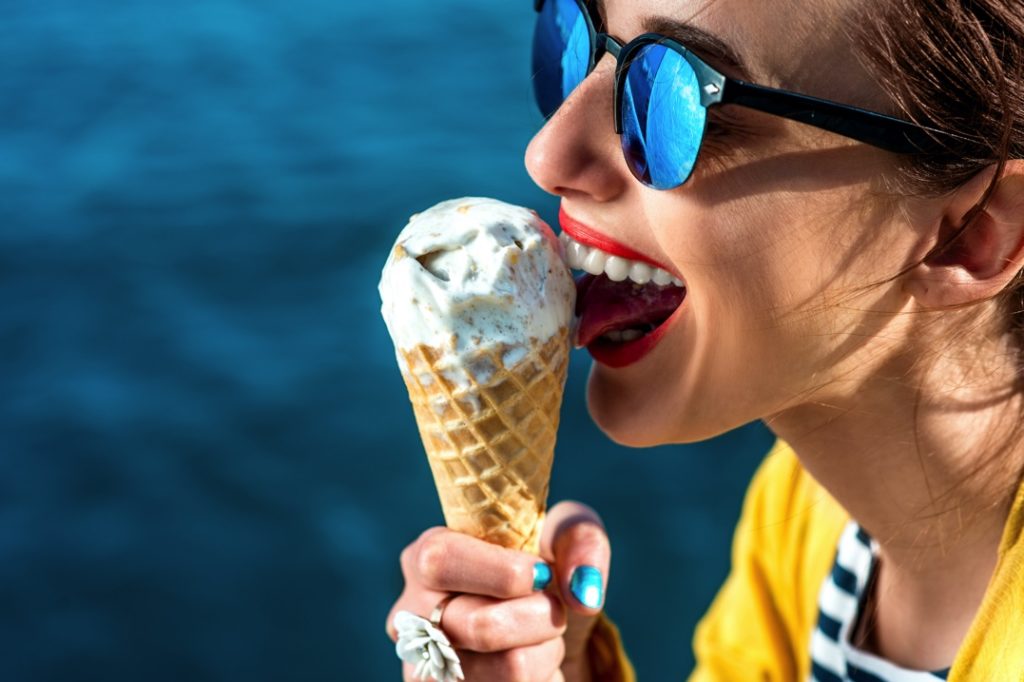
left=570, top=566, right=603, bottom=609
left=533, top=562, right=552, bottom=591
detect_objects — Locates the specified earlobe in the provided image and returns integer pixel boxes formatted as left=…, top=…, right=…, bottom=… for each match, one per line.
left=904, top=160, right=1024, bottom=309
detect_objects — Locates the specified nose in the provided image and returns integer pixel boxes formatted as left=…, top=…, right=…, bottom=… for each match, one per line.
left=524, top=57, right=630, bottom=203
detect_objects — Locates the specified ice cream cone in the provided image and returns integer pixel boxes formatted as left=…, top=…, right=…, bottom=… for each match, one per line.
left=380, top=197, right=576, bottom=556
left=399, top=330, right=569, bottom=553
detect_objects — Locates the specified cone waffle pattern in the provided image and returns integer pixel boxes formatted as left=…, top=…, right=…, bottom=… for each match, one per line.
left=399, top=329, right=569, bottom=554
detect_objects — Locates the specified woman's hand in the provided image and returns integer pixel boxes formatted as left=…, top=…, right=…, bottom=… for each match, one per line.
left=386, top=501, right=611, bottom=682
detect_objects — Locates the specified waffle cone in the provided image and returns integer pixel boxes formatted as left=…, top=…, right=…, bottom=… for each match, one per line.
left=399, top=329, right=570, bottom=554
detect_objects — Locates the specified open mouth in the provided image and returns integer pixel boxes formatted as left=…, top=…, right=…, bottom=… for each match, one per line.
left=559, top=210, right=687, bottom=368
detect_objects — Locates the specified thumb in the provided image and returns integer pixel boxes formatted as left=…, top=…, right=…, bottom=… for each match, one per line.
left=541, top=500, right=610, bottom=618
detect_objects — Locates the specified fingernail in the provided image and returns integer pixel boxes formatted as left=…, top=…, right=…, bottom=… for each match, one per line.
left=570, top=565, right=603, bottom=609
left=533, top=562, right=552, bottom=591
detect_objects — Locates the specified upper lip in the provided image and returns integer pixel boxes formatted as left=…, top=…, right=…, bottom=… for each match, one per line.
left=558, top=206, right=680, bottom=277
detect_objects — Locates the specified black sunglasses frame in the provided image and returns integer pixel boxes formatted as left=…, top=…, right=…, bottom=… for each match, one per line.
left=534, top=0, right=952, bottom=156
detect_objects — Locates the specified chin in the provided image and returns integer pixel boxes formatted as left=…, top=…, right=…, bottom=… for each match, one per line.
left=585, top=364, right=727, bottom=447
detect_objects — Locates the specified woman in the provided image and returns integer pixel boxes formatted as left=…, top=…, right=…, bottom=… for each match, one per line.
left=387, top=0, right=1024, bottom=679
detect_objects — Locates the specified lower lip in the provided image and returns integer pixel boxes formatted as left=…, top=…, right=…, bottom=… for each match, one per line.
left=586, top=297, right=687, bottom=368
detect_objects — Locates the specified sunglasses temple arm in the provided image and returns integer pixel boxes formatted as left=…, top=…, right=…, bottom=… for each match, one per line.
left=720, top=80, right=950, bottom=154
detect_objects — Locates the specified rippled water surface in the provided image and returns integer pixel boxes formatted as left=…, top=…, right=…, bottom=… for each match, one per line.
left=0, top=1, right=773, bottom=679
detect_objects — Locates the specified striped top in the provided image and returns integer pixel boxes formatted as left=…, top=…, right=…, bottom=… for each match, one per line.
left=810, top=521, right=953, bottom=681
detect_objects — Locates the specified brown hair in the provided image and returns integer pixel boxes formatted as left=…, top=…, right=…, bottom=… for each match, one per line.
left=851, top=0, right=1024, bottom=329
left=848, top=0, right=1024, bottom=518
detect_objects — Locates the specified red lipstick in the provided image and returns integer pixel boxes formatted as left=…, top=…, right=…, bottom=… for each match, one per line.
left=560, top=206, right=688, bottom=369
left=559, top=206, right=672, bottom=273
left=586, top=302, right=687, bottom=368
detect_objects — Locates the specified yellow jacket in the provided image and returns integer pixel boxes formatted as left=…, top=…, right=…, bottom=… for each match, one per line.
left=586, top=439, right=1024, bottom=681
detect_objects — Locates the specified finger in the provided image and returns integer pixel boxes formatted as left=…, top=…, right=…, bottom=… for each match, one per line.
left=542, top=501, right=610, bottom=617
left=386, top=585, right=442, bottom=643
left=386, top=589, right=566, bottom=652
left=441, top=592, right=566, bottom=652
left=405, top=527, right=555, bottom=599
left=459, top=637, right=565, bottom=682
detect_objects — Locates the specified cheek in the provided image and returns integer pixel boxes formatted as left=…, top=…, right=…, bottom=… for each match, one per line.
left=586, top=186, right=907, bottom=445
left=693, top=207, right=839, bottom=350
left=686, top=187, right=891, bottom=318
left=664, top=195, right=817, bottom=324
left=689, top=195, right=907, bottom=394
left=599, top=202, right=846, bottom=434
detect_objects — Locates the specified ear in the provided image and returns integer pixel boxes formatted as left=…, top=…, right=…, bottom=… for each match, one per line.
left=904, top=160, right=1024, bottom=308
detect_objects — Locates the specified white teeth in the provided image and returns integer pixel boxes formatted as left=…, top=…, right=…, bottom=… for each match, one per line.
left=600, top=328, right=646, bottom=344
left=651, top=268, right=673, bottom=286
left=559, top=232, right=686, bottom=289
left=583, top=249, right=607, bottom=276
left=565, top=241, right=586, bottom=270
left=604, top=256, right=631, bottom=282
left=628, top=262, right=652, bottom=285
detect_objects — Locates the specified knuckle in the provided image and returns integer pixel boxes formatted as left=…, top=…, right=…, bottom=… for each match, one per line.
left=467, top=607, right=497, bottom=650
left=468, top=606, right=510, bottom=652
left=415, top=533, right=450, bottom=586
left=500, top=648, right=532, bottom=682
left=401, top=527, right=445, bottom=579
left=501, top=561, right=529, bottom=596
left=399, top=544, right=415, bottom=577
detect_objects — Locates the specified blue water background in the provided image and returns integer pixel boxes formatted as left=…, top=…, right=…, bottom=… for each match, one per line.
left=0, top=1, right=774, bottom=679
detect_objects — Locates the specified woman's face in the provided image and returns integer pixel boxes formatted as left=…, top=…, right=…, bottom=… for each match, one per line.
left=526, top=0, right=935, bottom=446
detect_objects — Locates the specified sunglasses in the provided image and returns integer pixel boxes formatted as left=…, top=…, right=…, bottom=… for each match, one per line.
left=532, top=0, right=952, bottom=190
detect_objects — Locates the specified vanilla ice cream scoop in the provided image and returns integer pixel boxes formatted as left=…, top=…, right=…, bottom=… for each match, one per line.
left=379, top=197, right=575, bottom=554
left=379, top=197, right=575, bottom=386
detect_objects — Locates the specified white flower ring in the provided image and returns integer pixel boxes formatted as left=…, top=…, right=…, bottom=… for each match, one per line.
left=393, top=609, right=465, bottom=682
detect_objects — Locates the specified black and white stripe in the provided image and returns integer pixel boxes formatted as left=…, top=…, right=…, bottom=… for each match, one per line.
left=808, top=521, right=951, bottom=681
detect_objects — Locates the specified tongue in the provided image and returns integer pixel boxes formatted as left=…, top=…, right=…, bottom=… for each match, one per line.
left=575, top=274, right=686, bottom=347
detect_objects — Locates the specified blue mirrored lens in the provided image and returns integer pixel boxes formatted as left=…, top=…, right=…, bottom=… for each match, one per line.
left=532, top=0, right=590, bottom=118
left=620, top=44, right=706, bottom=189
